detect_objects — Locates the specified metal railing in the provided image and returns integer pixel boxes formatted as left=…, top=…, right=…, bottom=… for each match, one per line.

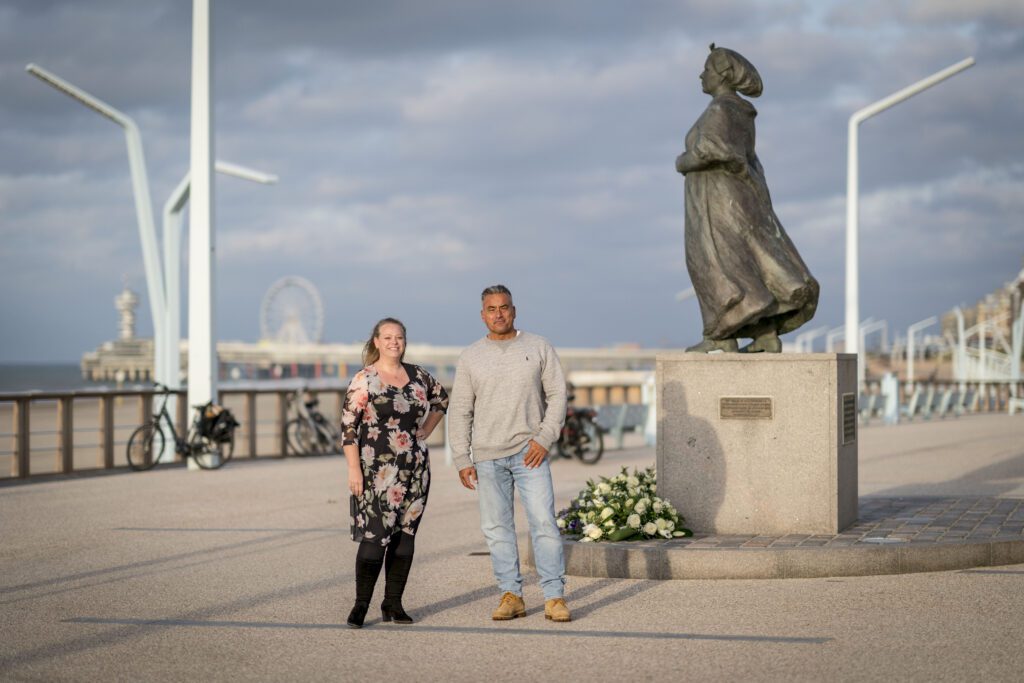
left=5, top=375, right=1019, bottom=480
left=858, top=378, right=1024, bottom=424
left=0, top=385, right=347, bottom=480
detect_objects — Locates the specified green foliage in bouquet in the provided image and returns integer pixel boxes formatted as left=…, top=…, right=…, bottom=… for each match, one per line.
left=556, top=466, right=692, bottom=542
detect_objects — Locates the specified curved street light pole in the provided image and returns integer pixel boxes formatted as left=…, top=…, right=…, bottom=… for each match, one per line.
left=906, top=316, right=938, bottom=386
left=157, top=162, right=276, bottom=464
left=845, top=57, right=975, bottom=385
left=25, top=62, right=166, bottom=378
left=162, top=161, right=278, bottom=395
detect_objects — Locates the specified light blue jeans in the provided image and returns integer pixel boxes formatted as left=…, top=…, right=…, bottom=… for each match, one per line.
left=475, top=444, right=566, bottom=600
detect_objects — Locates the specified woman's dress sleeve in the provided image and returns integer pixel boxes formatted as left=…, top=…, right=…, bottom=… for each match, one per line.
left=341, top=370, right=370, bottom=446
left=425, top=370, right=449, bottom=414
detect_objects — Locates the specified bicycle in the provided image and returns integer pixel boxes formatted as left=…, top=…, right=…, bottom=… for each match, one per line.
left=555, top=400, right=605, bottom=465
left=285, top=388, right=342, bottom=456
left=126, top=384, right=238, bottom=471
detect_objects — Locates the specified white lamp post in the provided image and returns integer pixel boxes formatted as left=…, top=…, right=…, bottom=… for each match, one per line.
left=826, top=325, right=845, bottom=353
left=188, top=0, right=215, bottom=442
left=25, top=62, right=166, bottom=382
left=859, top=319, right=888, bottom=353
left=845, top=57, right=974, bottom=372
left=906, top=316, right=938, bottom=386
left=158, top=161, right=276, bottom=464
left=794, top=326, right=828, bottom=353
left=162, top=161, right=277, bottom=393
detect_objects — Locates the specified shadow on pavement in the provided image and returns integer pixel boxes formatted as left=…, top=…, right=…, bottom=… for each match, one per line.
left=866, top=451, right=1024, bottom=499
left=63, top=617, right=831, bottom=644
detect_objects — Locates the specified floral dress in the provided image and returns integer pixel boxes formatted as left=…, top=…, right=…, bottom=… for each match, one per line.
left=342, top=363, right=448, bottom=546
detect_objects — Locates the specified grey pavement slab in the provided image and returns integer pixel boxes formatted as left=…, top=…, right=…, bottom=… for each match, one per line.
left=1, top=413, right=1022, bottom=681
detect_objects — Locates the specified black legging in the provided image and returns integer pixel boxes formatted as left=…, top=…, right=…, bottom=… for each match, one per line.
left=354, top=533, right=416, bottom=606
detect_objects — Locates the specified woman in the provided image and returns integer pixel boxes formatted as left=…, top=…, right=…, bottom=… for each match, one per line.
left=341, top=317, right=448, bottom=628
left=675, top=44, right=819, bottom=353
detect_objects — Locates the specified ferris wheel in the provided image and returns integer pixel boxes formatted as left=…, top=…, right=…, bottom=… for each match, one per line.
left=260, top=276, right=325, bottom=344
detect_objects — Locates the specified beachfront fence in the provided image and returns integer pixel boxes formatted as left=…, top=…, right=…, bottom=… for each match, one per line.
left=3, top=376, right=1021, bottom=480
left=0, top=386, right=351, bottom=480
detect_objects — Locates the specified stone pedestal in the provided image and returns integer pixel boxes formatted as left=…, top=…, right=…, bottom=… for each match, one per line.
left=656, top=353, right=858, bottom=535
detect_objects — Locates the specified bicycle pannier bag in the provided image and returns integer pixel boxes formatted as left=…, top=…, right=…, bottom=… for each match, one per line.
left=201, top=404, right=239, bottom=443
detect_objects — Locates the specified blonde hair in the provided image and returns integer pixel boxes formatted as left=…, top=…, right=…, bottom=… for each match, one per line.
left=362, top=317, right=407, bottom=366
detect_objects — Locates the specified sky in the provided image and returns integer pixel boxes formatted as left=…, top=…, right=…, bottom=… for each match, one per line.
left=2, top=0, right=1022, bottom=362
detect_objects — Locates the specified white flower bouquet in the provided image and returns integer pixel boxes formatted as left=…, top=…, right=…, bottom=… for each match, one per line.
left=556, top=466, right=692, bottom=542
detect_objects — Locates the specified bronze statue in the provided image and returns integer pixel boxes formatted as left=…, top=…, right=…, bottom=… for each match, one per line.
left=676, top=44, right=818, bottom=353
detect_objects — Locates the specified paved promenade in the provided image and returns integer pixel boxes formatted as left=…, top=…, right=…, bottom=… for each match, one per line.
left=2, top=414, right=1022, bottom=681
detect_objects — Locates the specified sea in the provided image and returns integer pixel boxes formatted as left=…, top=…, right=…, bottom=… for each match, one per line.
left=0, top=363, right=348, bottom=393
left=0, top=363, right=100, bottom=392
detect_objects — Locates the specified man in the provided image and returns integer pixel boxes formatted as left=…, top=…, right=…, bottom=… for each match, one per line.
left=449, top=284, right=571, bottom=622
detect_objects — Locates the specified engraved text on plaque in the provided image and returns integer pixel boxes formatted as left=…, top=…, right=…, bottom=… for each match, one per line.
left=719, top=396, right=773, bottom=420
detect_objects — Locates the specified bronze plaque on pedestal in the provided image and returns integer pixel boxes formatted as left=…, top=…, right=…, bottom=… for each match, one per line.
left=719, top=396, right=773, bottom=420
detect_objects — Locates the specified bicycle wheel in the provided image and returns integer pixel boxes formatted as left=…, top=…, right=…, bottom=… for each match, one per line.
left=575, top=417, right=604, bottom=465
left=192, top=435, right=234, bottom=470
left=286, top=418, right=318, bottom=455
left=126, top=422, right=167, bottom=471
left=317, top=420, right=342, bottom=454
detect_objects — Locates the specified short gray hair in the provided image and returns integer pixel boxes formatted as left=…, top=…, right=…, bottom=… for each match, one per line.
left=481, top=284, right=512, bottom=302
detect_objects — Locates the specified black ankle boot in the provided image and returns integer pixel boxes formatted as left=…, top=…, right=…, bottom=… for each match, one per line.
left=381, top=600, right=413, bottom=624
left=347, top=601, right=369, bottom=628
left=351, top=553, right=384, bottom=629
left=382, top=549, right=415, bottom=624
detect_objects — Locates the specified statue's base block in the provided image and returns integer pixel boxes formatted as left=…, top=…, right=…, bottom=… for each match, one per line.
left=656, top=353, right=858, bottom=535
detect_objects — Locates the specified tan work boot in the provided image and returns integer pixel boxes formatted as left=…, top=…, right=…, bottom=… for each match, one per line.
left=491, top=592, right=526, bottom=620
left=544, top=598, right=571, bottom=622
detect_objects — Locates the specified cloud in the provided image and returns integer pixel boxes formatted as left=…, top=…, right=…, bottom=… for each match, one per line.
left=1, top=0, right=1021, bottom=361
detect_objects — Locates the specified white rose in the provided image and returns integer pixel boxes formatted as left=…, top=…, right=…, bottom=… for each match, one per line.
left=604, top=519, right=615, bottom=529
left=627, top=488, right=638, bottom=498
left=653, top=501, right=664, bottom=514
left=627, top=476, right=640, bottom=487
left=556, top=518, right=566, bottom=529
left=651, top=484, right=657, bottom=493
left=634, top=501, right=647, bottom=515
left=598, top=482, right=612, bottom=494
left=625, top=498, right=635, bottom=508
left=600, top=507, right=615, bottom=521
left=656, top=518, right=668, bottom=530
left=642, top=522, right=657, bottom=535
left=665, top=520, right=675, bottom=532
left=627, top=514, right=641, bottom=529
left=586, top=524, right=603, bottom=540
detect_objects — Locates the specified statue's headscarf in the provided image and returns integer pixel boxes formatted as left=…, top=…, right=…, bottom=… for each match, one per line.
left=707, top=43, right=763, bottom=98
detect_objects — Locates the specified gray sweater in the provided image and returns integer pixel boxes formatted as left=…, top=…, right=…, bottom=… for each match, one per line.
left=448, top=331, right=567, bottom=471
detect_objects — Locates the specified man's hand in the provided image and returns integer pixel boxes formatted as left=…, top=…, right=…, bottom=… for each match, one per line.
left=523, top=439, right=548, bottom=469
left=458, top=466, right=477, bottom=490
